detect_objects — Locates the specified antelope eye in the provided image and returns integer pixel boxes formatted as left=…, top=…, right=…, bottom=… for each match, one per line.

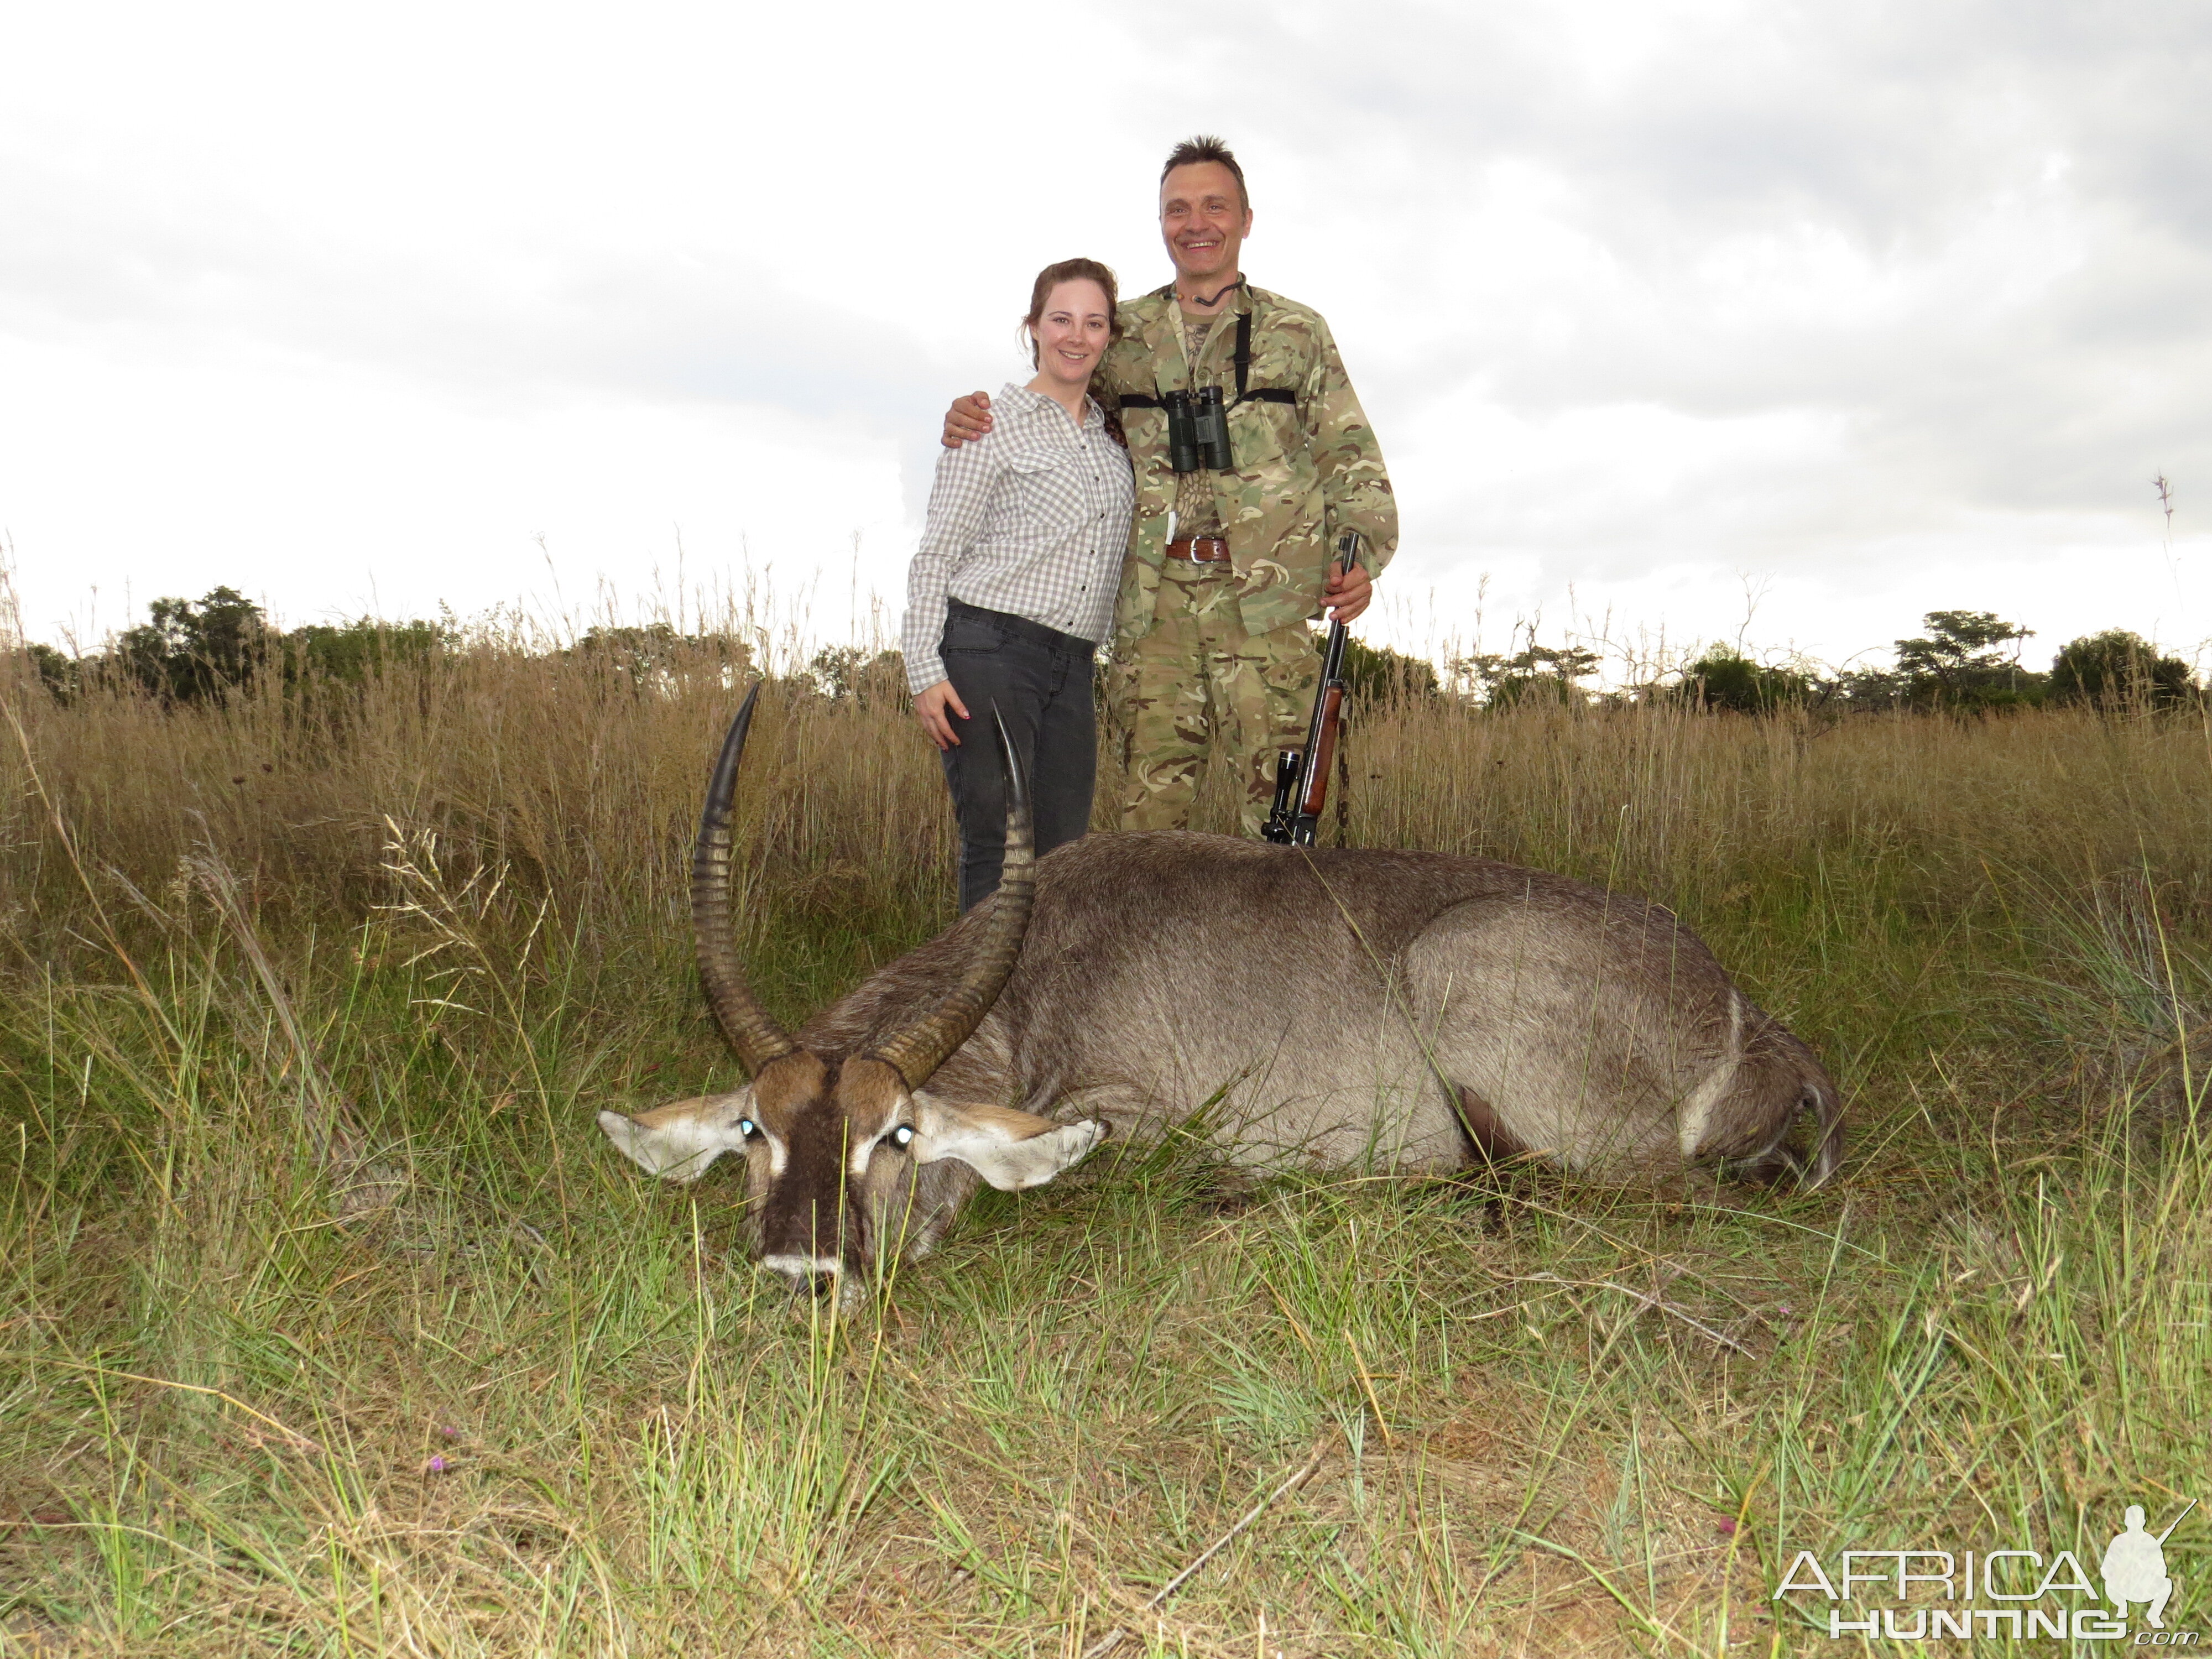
left=738, top=1118, right=760, bottom=1140
left=889, top=1124, right=915, bottom=1149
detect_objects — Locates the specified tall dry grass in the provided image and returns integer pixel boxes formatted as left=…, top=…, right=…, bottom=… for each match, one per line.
left=2, top=636, right=2209, bottom=1655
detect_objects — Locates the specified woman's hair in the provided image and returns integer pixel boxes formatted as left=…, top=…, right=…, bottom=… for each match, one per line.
left=1020, top=258, right=1126, bottom=446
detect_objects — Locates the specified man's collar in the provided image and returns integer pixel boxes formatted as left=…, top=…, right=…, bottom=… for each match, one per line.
left=1172, top=280, right=1252, bottom=371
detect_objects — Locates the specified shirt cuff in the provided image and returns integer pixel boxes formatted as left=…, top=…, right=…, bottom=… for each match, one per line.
left=906, top=651, right=948, bottom=696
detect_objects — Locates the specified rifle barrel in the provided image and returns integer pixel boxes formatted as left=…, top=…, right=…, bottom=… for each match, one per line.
left=2156, top=1497, right=2198, bottom=1544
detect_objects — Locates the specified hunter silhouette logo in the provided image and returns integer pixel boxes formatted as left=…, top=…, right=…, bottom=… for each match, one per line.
left=1771, top=1497, right=2198, bottom=1642
left=2104, top=1501, right=2193, bottom=1631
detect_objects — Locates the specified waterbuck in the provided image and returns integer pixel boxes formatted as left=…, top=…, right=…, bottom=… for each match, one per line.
left=601, top=690, right=1844, bottom=1297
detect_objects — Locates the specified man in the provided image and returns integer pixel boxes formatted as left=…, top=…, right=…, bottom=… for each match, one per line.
left=943, top=135, right=1396, bottom=836
left=2102, top=1505, right=2178, bottom=1629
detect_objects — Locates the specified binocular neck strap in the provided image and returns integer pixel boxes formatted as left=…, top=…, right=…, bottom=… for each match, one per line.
left=1119, top=295, right=1296, bottom=411
left=1231, top=303, right=1296, bottom=408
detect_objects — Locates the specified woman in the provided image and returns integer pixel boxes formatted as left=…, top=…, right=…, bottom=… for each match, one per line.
left=902, top=258, right=1134, bottom=911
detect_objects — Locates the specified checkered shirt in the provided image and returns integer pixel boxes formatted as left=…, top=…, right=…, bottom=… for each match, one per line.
left=902, top=383, right=1135, bottom=693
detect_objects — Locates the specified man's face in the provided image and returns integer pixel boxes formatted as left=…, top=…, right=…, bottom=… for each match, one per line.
left=1159, top=161, right=1251, bottom=289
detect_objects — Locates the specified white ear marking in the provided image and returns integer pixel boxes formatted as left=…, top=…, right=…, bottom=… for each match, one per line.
left=598, top=1094, right=752, bottom=1183
left=910, top=1096, right=1104, bottom=1192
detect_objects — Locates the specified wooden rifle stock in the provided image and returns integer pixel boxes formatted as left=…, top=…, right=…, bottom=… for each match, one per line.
left=1297, top=685, right=1344, bottom=817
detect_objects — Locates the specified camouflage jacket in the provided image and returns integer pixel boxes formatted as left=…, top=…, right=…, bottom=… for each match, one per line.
left=1098, top=281, right=1396, bottom=642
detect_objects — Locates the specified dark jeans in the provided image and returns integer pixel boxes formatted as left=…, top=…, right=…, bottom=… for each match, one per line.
left=936, top=599, right=1097, bottom=912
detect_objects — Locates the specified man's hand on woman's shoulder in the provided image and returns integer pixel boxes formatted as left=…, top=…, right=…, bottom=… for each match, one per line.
left=942, top=392, right=993, bottom=448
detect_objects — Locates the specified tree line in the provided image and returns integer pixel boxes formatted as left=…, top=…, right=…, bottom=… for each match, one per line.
left=1397, top=609, right=2198, bottom=713
left=22, top=588, right=452, bottom=706
left=1662, top=611, right=2199, bottom=712
left=13, top=587, right=2204, bottom=715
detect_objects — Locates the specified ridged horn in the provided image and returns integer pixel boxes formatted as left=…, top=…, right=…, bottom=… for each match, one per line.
left=691, top=684, right=796, bottom=1076
left=867, top=709, right=1035, bottom=1089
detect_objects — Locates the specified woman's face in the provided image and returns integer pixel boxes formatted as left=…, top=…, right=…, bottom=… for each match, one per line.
left=1031, top=279, right=1113, bottom=388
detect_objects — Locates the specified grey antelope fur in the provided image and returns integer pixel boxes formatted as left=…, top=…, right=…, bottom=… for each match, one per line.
left=601, top=688, right=1845, bottom=1298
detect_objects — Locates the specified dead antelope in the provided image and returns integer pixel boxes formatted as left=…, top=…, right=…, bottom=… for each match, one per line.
left=601, top=690, right=1844, bottom=1297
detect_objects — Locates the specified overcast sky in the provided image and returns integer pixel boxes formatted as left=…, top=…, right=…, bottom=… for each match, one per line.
left=4, top=0, right=2208, bottom=675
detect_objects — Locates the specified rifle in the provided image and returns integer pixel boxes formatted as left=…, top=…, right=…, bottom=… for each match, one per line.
left=2156, top=1498, right=2198, bottom=1545
left=1262, top=530, right=1361, bottom=847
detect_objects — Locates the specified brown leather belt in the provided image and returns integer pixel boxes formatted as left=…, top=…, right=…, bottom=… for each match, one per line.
left=1166, top=536, right=1230, bottom=563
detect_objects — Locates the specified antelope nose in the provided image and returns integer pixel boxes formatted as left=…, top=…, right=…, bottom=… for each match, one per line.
left=759, top=1253, right=842, bottom=1295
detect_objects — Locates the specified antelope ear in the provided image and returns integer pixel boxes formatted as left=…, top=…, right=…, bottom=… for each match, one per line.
left=910, top=1097, right=1104, bottom=1192
left=598, top=1093, right=751, bottom=1183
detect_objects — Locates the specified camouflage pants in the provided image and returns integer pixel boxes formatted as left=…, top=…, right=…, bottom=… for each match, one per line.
left=1114, top=559, right=1318, bottom=836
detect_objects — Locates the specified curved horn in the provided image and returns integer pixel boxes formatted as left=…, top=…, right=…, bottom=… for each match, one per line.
left=692, top=684, right=796, bottom=1075
left=867, top=709, right=1035, bottom=1089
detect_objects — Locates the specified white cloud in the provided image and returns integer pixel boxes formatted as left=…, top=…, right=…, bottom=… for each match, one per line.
left=2, top=0, right=2207, bottom=671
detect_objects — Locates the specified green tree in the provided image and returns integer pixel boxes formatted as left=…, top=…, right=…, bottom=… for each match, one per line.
left=2048, top=630, right=2198, bottom=709
left=19, top=643, right=81, bottom=703
left=115, top=586, right=270, bottom=703
left=1891, top=610, right=2045, bottom=707
left=567, top=624, right=754, bottom=697
left=1453, top=643, right=1601, bottom=708
left=806, top=645, right=906, bottom=708
left=281, top=618, right=451, bottom=687
left=1837, top=665, right=1909, bottom=707
left=1670, top=647, right=1818, bottom=713
left=1339, top=637, right=1439, bottom=703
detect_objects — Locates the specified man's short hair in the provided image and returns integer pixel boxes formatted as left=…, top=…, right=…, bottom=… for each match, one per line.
left=1160, top=135, right=1248, bottom=211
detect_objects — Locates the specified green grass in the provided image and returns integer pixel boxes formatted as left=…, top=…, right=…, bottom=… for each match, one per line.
left=3, top=654, right=2210, bottom=1655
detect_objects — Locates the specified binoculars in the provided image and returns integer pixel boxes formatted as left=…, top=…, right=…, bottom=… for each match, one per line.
left=1165, top=385, right=1232, bottom=473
